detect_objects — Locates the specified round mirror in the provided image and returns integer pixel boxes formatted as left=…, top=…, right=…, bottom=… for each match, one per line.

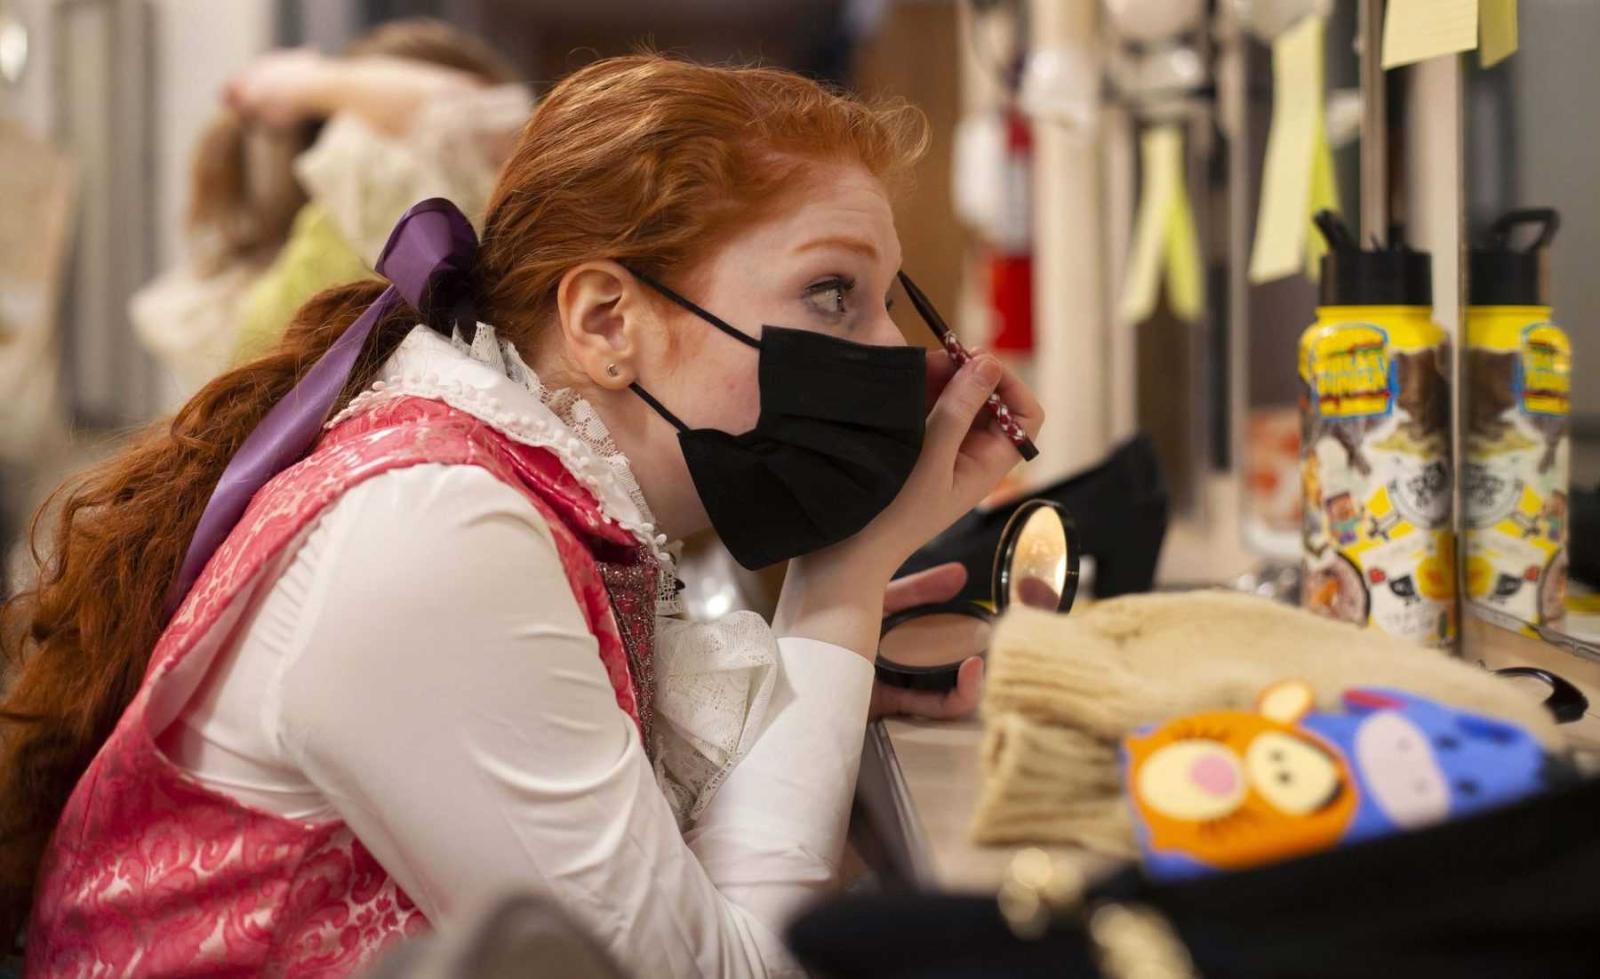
left=875, top=499, right=1079, bottom=692
left=993, top=499, right=1079, bottom=614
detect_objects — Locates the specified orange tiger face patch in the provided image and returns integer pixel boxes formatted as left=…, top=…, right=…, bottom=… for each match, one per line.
left=1125, top=682, right=1358, bottom=871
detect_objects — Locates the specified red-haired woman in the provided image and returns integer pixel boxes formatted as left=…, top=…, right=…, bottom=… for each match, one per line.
left=3, top=56, right=1041, bottom=978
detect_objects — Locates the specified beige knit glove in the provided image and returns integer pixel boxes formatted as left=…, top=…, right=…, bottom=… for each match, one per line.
left=972, top=711, right=1136, bottom=852
left=971, top=590, right=1563, bottom=849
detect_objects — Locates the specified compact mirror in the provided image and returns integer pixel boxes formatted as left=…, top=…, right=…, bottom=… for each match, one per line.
left=993, top=499, right=1080, bottom=613
left=875, top=500, right=1079, bottom=691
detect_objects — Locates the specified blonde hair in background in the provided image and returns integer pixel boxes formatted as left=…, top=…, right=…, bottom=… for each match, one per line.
left=186, top=17, right=521, bottom=274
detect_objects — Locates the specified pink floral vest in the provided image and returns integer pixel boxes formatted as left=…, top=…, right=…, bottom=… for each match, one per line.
left=27, top=397, right=658, bottom=978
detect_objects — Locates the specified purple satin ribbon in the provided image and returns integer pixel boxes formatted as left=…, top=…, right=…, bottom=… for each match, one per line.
left=163, top=198, right=479, bottom=622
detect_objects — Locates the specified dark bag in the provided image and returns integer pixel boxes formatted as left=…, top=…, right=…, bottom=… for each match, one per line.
left=790, top=775, right=1600, bottom=979
left=898, top=435, right=1169, bottom=601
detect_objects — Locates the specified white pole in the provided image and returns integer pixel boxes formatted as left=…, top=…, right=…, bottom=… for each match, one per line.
left=1027, top=0, right=1109, bottom=481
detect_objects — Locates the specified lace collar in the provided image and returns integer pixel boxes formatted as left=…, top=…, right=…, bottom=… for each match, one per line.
left=329, top=324, right=683, bottom=614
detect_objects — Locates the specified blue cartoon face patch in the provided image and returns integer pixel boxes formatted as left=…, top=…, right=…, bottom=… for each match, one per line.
left=1299, top=687, right=1549, bottom=842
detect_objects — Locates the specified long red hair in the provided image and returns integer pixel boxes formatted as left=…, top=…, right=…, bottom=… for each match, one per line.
left=0, top=54, right=924, bottom=937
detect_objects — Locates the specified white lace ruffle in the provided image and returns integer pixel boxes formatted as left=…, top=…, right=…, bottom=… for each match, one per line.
left=491, top=337, right=685, bottom=614
left=651, top=612, right=778, bottom=826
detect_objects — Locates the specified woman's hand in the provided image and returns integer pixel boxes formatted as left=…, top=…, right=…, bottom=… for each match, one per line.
left=869, top=563, right=984, bottom=721
left=811, top=352, right=1043, bottom=583
left=775, top=353, right=1041, bottom=657
left=881, top=560, right=968, bottom=611
left=225, top=50, right=483, bottom=136
left=224, top=48, right=335, bottom=128
left=855, top=351, right=1041, bottom=578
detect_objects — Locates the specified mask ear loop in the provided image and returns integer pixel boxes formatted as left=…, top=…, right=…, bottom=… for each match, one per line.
left=629, top=268, right=762, bottom=350
left=628, top=382, right=690, bottom=433
left=625, top=267, right=762, bottom=434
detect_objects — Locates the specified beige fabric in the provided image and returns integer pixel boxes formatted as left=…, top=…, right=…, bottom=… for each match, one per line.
left=1088, top=904, right=1201, bottom=979
left=295, top=84, right=532, bottom=267
left=0, top=120, right=75, bottom=462
left=130, top=260, right=262, bottom=391
left=978, top=714, right=1135, bottom=856
left=972, top=590, right=1563, bottom=849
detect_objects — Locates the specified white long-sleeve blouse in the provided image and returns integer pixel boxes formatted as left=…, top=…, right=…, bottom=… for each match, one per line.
left=160, top=325, right=873, bottom=978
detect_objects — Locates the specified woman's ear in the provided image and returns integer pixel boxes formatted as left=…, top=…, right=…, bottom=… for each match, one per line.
left=554, top=261, right=650, bottom=390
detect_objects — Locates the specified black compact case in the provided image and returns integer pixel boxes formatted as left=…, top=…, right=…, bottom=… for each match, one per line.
left=875, top=499, right=1079, bottom=692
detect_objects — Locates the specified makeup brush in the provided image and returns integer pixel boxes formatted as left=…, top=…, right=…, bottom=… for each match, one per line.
left=898, top=271, right=1040, bottom=462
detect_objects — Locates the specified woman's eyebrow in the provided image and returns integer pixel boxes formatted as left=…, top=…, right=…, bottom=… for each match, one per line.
left=793, top=235, right=879, bottom=259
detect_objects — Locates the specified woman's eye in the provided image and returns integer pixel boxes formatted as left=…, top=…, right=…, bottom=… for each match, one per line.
left=804, top=277, right=854, bottom=318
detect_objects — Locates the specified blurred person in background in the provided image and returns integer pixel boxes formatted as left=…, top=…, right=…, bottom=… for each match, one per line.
left=4, top=55, right=1037, bottom=977
left=130, top=18, right=528, bottom=393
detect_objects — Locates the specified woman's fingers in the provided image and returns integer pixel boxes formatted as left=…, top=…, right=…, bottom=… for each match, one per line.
left=225, top=48, right=327, bottom=127
left=947, top=360, right=1045, bottom=492
left=991, top=362, right=1044, bottom=440
left=883, top=562, right=968, bottom=614
left=924, top=355, right=1004, bottom=464
left=869, top=657, right=985, bottom=721
left=949, top=656, right=985, bottom=714
left=924, top=352, right=1042, bottom=475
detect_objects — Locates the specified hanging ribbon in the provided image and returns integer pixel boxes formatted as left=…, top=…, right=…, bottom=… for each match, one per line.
left=163, top=198, right=480, bottom=621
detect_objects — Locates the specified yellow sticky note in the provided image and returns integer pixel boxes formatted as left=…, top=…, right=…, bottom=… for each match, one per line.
left=1250, top=16, right=1323, bottom=284
left=1120, top=126, right=1181, bottom=324
left=1480, top=0, right=1517, bottom=67
left=1164, top=141, right=1204, bottom=322
left=1382, top=0, right=1478, bottom=69
left=1120, top=125, right=1204, bottom=323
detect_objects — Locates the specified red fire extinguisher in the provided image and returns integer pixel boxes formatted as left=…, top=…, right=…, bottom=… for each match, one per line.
left=978, top=107, right=1037, bottom=505
left=988, top=107, right=1034, bottom=355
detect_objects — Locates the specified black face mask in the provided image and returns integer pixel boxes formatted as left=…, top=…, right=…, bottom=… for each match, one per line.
left=629, top=272, right=927, bottom=570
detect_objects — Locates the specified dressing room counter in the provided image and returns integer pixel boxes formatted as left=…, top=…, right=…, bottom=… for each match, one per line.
left=852, top=717, right=1115, bottom=893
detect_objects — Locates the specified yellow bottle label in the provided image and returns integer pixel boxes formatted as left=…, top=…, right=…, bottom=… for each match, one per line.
left=1520, top=324, right=1571, bottom=416
left=1464, top=307, right=1569, bottom=628
left=1299, top=308, right=1455, bottom=648
left=1302, top=324, right=1393, bottom=419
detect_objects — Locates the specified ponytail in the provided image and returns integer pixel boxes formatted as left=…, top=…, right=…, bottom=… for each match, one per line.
left=0, top=279, right=408, bottom=937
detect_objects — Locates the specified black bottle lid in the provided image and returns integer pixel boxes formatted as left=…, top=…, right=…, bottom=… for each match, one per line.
left=1314, top=210, right=1432, bottom=307
left=1469, top=208, right=1559, bottom=306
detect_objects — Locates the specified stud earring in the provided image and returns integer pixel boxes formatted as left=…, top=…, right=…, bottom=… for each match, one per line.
left=606, top=363, right=621, bottom=378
